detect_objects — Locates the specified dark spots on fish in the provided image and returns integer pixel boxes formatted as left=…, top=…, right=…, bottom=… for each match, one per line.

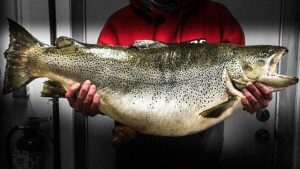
left=33, top=43, right=237, bottom=116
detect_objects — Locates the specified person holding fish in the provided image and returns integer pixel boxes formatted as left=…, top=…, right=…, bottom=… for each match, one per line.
left=65, top=0, right=273, bottom=168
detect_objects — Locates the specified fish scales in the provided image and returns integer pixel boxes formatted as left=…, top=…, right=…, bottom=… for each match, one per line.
left=3, top=19, right=298, bottom=138
left=35, top=43, right=231, bottom=135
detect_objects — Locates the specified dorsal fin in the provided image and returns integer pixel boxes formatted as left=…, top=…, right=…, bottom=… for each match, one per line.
left=132, top=40, right=167, bottom=50
left=55, top=36, right=75, bottom=48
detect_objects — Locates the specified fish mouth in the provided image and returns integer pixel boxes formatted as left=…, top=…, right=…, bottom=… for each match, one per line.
left=259, top=47, right=299, bottom=90
left=267, top=47, right=288, bottom=75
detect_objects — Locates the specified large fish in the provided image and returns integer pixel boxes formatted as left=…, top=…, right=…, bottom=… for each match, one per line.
left=3, top=19, right=298, bottom=141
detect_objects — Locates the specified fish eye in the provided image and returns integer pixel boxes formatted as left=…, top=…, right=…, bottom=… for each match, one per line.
left=261, top=52, right=269, bottom=57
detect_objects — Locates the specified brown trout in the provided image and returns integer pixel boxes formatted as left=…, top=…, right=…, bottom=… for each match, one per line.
left=3, top=19, right=298, bottom=139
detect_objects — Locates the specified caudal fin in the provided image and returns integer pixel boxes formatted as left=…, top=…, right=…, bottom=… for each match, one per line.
left=3, top=18, right=44, bottom=95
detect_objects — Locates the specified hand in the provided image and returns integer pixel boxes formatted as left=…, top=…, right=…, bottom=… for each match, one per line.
left=65, top=80, right=100, bottom=116
left=241, top=82, right=272, bottom=114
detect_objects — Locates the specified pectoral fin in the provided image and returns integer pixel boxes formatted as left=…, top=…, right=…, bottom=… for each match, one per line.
left=232, top=79, right=247, bottom=89
left=199, top=65, right=245, bottom=118
left=199, top=96, right=239, bottom=118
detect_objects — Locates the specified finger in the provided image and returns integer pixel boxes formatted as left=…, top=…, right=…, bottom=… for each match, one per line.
left=246, top=82, right=269, bottom=109
left=241, top=96, right=254, bottom=114
left=90, top=94, right=100, bottom=116
left=259, top=100, right=269, bottom=109
left=65, top=83, right=81, bottom=107
left=255, top=82, right=272, bottom=100
left=242, top=88, right=262, bottom=113
left=75, top=80, right=91, bottom=112
left=82, top=85, right=96, bottom=115
left=246, top=82, right=263, bottom=103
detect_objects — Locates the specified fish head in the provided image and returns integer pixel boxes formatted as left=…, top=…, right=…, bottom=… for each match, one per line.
left=233, top=45, right=298, bottom=90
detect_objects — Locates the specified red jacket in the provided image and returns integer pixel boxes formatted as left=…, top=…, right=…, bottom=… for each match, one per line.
left=98, top=0, right=245, bottom=46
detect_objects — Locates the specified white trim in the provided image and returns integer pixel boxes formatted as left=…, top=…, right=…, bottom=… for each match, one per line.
left=273, top=0, right=285, bottom=167
left=293, top=28, right=300, bottom=169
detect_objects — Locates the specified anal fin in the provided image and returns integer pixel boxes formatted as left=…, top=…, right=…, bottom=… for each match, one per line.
left=112, top=125, right=136, bottom=147
left=41, top=80, right=66, bottom=98
left=199, top=96, right=239, bottom=118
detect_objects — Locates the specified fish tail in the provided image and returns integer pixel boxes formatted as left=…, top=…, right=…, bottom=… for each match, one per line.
left=3, top=18, right=43, bottom=95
